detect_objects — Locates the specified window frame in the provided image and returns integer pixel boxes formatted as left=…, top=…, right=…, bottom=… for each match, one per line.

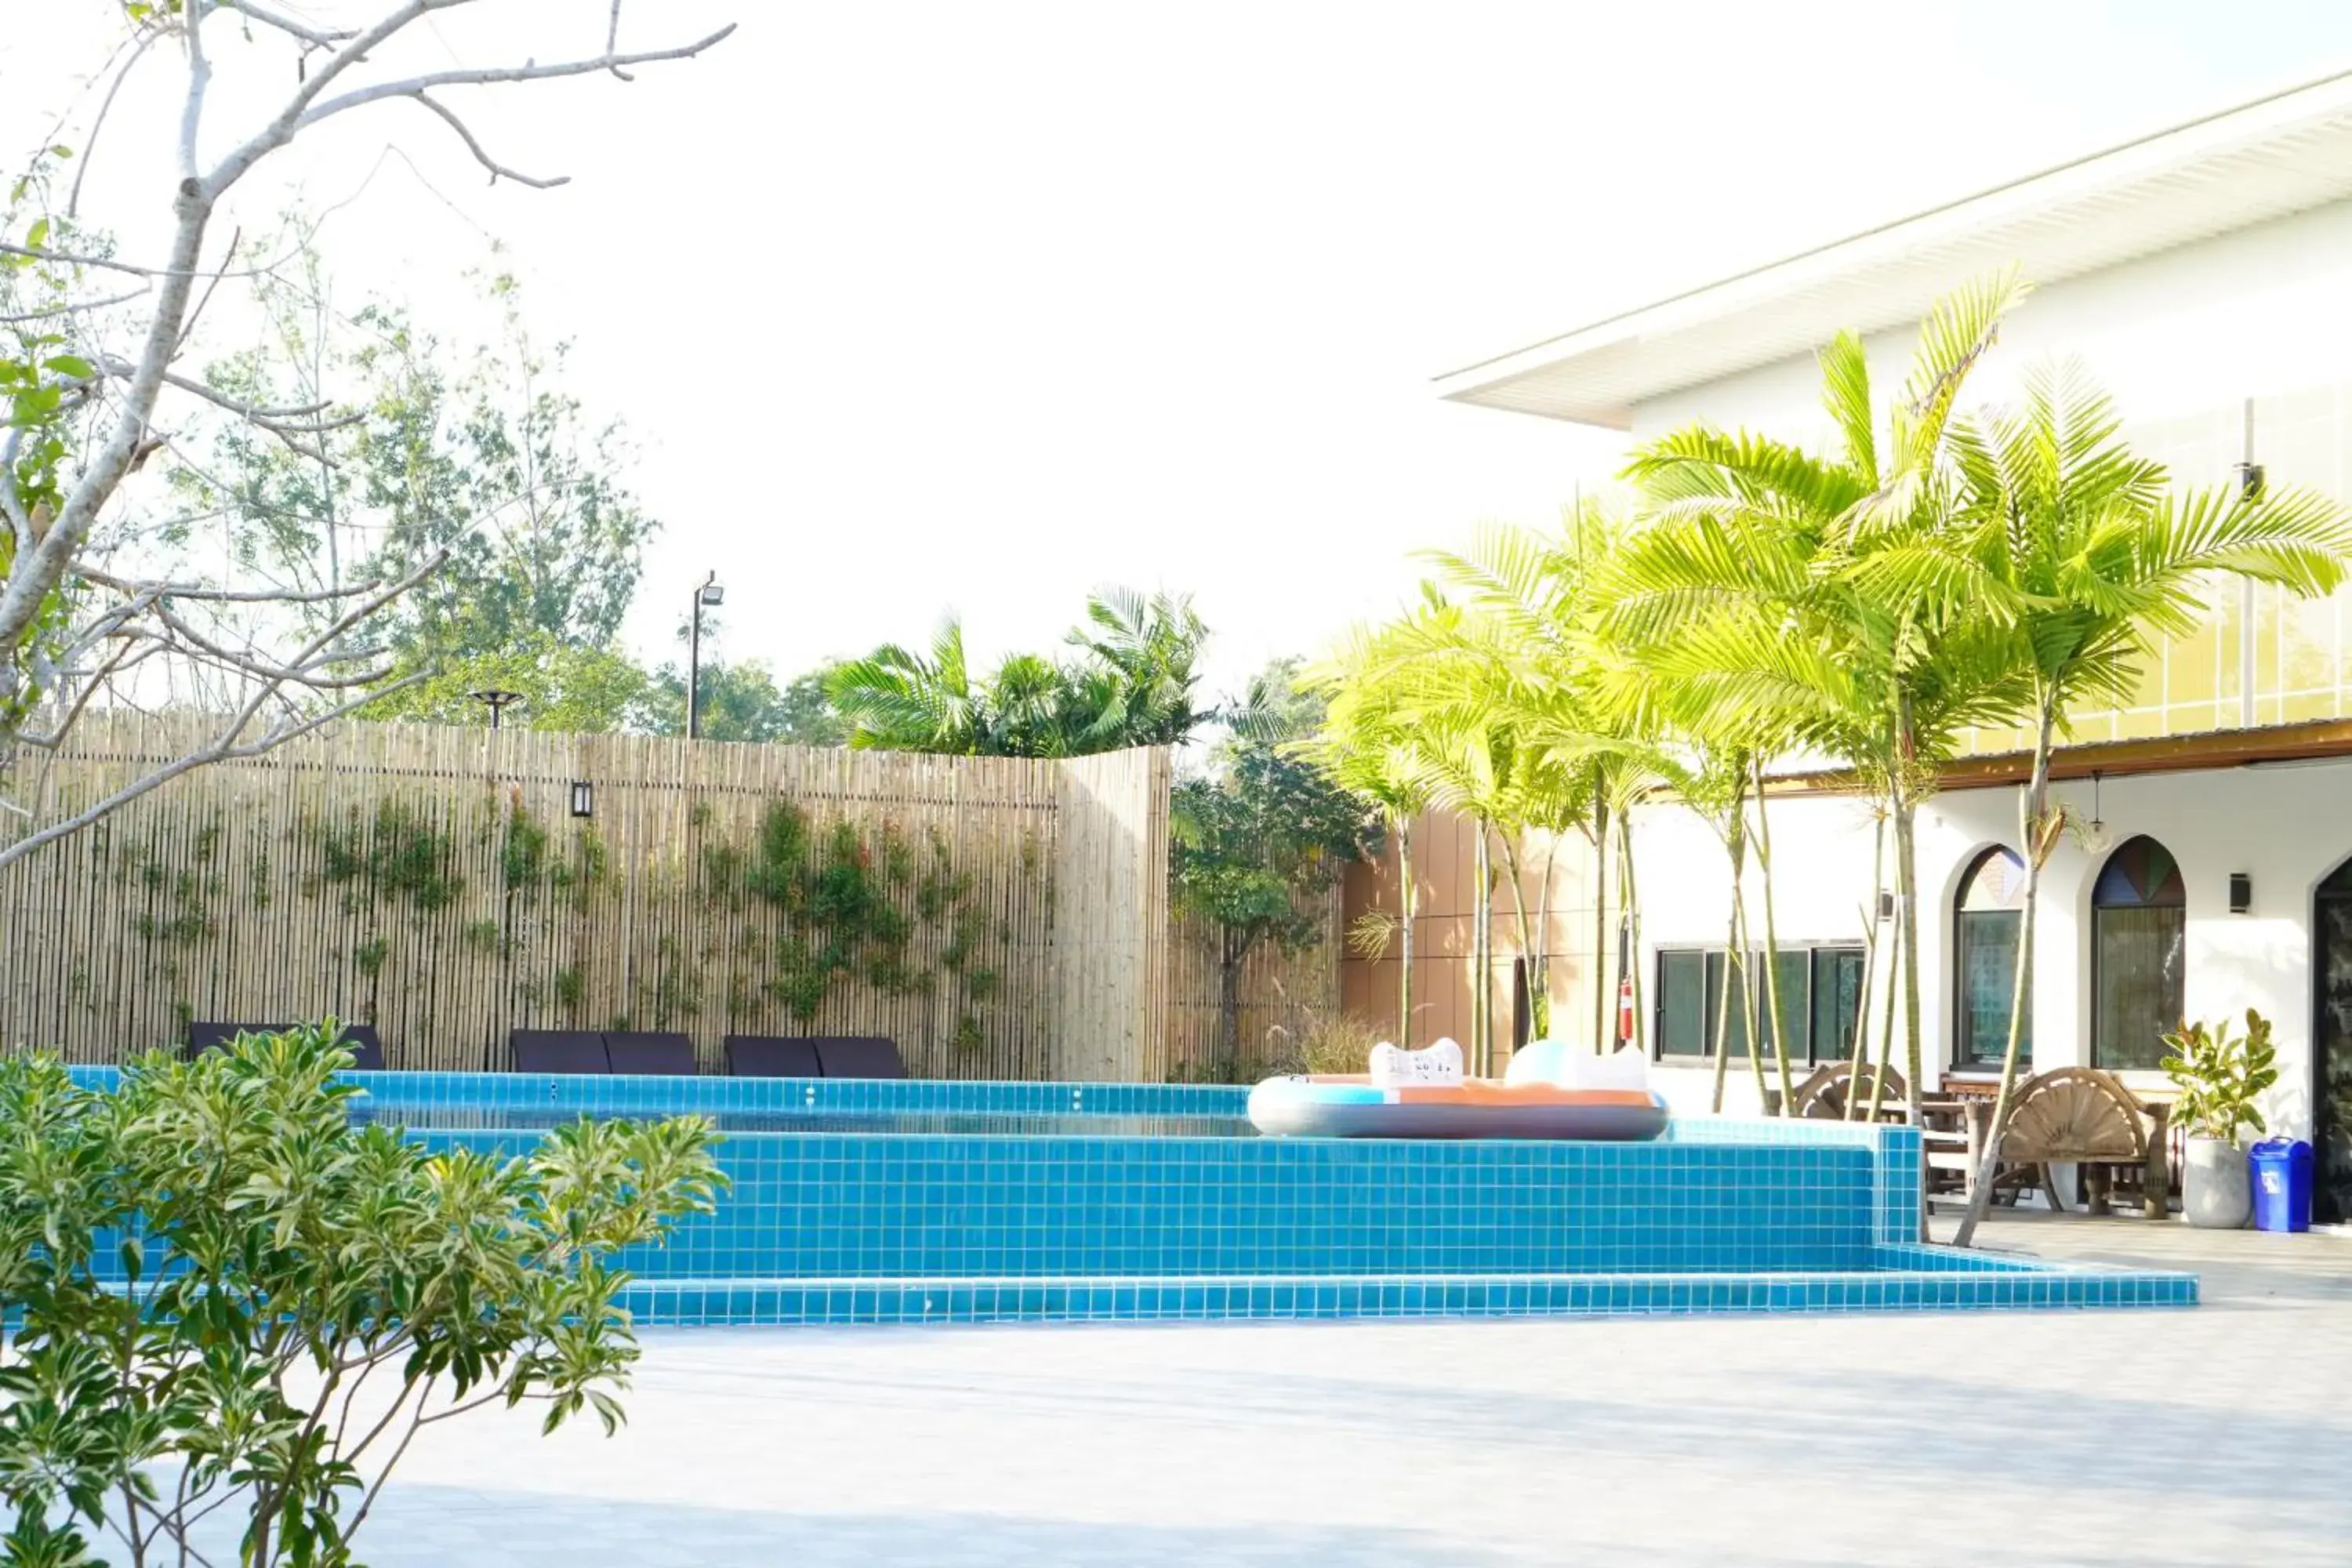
left=2089, top=836, right=2187, bottom=1073
left=1652, top=942, right=1867, bottom=1067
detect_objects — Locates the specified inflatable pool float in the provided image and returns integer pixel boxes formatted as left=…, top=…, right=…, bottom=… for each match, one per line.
left=1247, top=1076, right=1668, bottom=1140
left=1248, top=1039, right=1668, bottom=1142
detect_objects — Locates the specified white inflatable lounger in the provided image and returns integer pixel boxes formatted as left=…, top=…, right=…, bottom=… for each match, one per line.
left=1246, top=1076, right=1668, bottom=1141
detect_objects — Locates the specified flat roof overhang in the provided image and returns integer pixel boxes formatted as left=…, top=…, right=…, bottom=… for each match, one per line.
left=1436, top=67, right=2352, bottom=430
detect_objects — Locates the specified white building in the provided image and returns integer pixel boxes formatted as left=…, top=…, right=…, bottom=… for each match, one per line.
left=1436, top=68, right=2352, bottom=1218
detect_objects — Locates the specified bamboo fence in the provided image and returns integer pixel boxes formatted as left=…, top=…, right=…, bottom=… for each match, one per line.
left=0, top=713, right=1203, bottom=1079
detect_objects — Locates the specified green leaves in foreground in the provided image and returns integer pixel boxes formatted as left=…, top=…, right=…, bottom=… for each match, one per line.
left=0, top=1025, right=725, bottom=1566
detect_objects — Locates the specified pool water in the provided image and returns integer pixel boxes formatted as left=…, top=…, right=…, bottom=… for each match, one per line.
left=67, top=1067, right=2198, bottom=1326
left=354, top=1108, right=1255, bottom=1138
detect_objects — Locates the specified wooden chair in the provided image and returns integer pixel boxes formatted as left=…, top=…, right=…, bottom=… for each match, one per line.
left=1782, top=1062, right=1907, bottom=1121
left=1965, top=1067, right=2169, bottom=1218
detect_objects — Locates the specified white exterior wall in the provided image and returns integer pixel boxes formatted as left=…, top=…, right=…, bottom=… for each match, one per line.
left=1628, top=759, right=2352, bottom=1139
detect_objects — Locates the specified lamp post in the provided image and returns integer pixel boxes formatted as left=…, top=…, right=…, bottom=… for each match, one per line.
left=470, top=688, right=524, bottom=730
left=687, top=572, right=724, bottom=739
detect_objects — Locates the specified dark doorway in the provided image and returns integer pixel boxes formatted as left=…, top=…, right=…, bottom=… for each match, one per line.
left=2316, top=858, right=2352, bottom=1224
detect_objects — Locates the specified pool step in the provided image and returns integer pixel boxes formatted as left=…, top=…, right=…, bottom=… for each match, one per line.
left=618, top=1260, right=2195, bottom=1328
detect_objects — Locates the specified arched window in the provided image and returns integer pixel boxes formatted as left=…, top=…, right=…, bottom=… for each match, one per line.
left=1954, top=848, right=2031, bottom=1069
left=2091, top=835, right=2186, bottom=1070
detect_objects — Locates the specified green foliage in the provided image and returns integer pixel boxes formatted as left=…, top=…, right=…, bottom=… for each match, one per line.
left=551, top=967, right=586, bottom=1010
left=2161, top=1010, right=2280, bottom=1145
left=633, top=659, right=847, bottom=745
left=831, top=589, right=1209, bottom=756
left=710, top=805, right=975, bottom=1022
left=353, top=935, right=390, bottom=978
left=1172, top=739, right=1380, bottom=1070
left=368, top=630, right=650, bottom=732
left=316, top=800, right=463, bottom=913
left=0, top=1026, right=724, bottom=1566
left=167, top=264, right=661, bottom=731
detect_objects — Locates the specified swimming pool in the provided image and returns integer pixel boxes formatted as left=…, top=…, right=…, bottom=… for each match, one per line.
left=69, top=1068, right=2198, bottom=1325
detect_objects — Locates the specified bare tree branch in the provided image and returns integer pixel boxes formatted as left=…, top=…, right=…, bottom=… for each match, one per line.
left=74, top=564, right=421, bottom=607
left=405, top=93, right=569, bottom=189
left=0, top=677, right=424, bottom=873
left=213, top=1, right=362, bottom=49
left=69, top=26, right=165, bottom=219
left=606, top=0, right=636, bottom=81
left=291, top=27, right=738, bottom=138
left=0, top=285, right=152, bottom=324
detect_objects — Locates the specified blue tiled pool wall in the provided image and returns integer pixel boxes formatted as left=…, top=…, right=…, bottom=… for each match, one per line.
left=52, top=1069, right=2198, bottom=1320
left=63, top=1065, right=1254, bottom=1121
left=416, top=1127, right=1882, bottom=1280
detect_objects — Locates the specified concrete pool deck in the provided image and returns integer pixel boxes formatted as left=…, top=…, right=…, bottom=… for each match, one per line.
left=123, top=1214, right=2352, bottom=1566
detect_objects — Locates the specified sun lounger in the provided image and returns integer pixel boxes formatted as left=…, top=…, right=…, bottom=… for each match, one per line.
left=604, top=1031, right=699, bottom=1076
left=724, top=1035, right=825, bottom=1077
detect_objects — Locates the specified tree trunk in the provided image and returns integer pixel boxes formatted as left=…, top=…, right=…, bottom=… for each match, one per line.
left=1953, top=700, right=2056, bottom=1247
left=1750, top=756, right=1796, bottom=1114
left=1618, top=804, right=1644, bottom=1056
left=1867, top=875, right=1901, bottom=1124
left=1472, top=824, right=1494, bottom=1075
left=1709, top=769, right=1751, bottom=1113
left=1846, top=812, right=1886, bottom=1119
left=1893, top=691, right=1926, bottom=1134
left=1592, top=791, right=1610, bottom=1053
left=1219, top=933, right=1244, bottom=1081
left=1396, top=815, right=1416, bottom=1047
left=1496, top=831, right=1540, bottom=1047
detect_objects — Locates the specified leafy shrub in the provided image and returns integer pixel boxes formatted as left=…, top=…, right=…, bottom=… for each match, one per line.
left=2160, top=1008, right=2278, bottom=1144
left=0, top=1025, right=725, bottom=1566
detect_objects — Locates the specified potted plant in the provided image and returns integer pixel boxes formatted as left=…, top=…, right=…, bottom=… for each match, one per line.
left=2160, top=1010, right=2278, bottom=1228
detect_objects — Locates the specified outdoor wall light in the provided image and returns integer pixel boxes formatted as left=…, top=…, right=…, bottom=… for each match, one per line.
left=2229, top=872, right=2252, bottom=914
left=2236, top=461, right=2267, bottom=502
left=569, top=780, right=594, bottom=819
left=1877, top=891, right=1896, bottom=922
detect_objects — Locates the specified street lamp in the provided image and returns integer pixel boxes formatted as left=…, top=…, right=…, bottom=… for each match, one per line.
left=687, top=572, right=724, bottom=739
left=470, top=688, right=524, bottom=730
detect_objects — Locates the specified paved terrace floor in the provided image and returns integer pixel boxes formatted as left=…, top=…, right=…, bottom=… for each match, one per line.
left=119, top=1214, right=2352, bottom=1566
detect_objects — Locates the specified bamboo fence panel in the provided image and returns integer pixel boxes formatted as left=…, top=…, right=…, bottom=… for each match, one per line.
left=1160, top=886, right=1346, bottom=1080
left=0, top=713, right=1203, bottom=1077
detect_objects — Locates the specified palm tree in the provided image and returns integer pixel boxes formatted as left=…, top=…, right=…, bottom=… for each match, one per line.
left=1610, top=270, right=2034, bottom=1130
left=830, top=590, right=1210, bottom=757
left=1421, top=506, right=1626, bottom=1052
left=1941, top=362, right=2352, bottom=1244
left=828, top=618, right=987, bottom=753
left=1300, top=630, right=1436, bottom=1047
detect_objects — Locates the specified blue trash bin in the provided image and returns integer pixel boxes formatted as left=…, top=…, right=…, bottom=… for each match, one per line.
left=2249, top=1138, right=2313, bottom=1233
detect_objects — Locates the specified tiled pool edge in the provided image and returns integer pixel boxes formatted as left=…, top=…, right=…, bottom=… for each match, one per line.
left=614, top=1249, right=2198, bottom=1328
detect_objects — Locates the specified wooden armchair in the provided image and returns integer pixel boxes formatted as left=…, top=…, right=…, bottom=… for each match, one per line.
left=1965, top=1067, right=2170, bottom=1218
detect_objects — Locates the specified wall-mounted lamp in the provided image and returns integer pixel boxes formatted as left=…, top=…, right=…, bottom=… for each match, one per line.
left=2235, top=462, right=2267, bottom=503
left=2229, top=872, right=2252, bottom=914
left=1877, top=891, right=1896, bottom=922
left=569, top=780, right=594, bottom=819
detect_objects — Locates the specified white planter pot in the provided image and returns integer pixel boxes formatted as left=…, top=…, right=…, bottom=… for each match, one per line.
left=2183, top=1136, right=2251, bottom=1229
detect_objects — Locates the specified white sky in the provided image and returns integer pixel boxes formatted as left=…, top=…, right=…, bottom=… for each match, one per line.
left=14, top=2, right=2352, bottom=697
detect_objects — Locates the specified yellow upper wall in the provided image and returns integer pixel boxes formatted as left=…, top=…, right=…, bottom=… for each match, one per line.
left=1959, top=385, right=2352, bottom=755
